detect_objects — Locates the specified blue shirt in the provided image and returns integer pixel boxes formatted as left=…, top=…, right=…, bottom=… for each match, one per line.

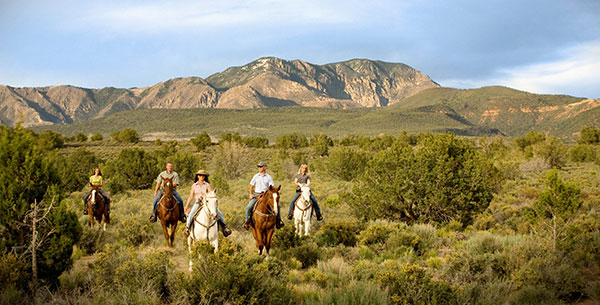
left=250, top=173, right=274, bottom=193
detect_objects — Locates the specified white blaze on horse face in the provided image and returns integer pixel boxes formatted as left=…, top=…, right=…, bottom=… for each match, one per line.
left=272, top=193, right=278, bottom=216
left=206, top=192, right=218, bottom=218
left=91, top=190, right=96, bottom=204
left=301, top=186, right=310, bottom=202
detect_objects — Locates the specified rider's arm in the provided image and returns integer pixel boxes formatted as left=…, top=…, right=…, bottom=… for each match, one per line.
left=306, top=177, right=310, bottom=186
left=294, top=177, right=299, bottom=187
left=249, top=184, right=254, bottom=199
left=99, top=177, right=104, bottom=187
left=185, top=186, right=194, bottom=212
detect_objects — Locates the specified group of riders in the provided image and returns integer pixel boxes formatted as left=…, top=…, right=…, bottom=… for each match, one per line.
left=83, top=161, right=324, bottom=235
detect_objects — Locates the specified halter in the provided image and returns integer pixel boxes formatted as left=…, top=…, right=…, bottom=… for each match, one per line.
left=294, top=188, right=313, bottom=219
left=192, top=194, right=218, bottom=241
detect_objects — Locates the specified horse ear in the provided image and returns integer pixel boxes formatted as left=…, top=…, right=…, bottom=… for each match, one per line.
left=277, top=185, right=281, bottom=191
left=213, top=188, right=217, bottom=194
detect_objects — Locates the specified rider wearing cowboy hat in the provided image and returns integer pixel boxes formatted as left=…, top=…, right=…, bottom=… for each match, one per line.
left=184, top=170, right=232, bottom=237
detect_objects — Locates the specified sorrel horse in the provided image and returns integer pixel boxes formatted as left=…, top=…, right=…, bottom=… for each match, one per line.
left=187, top=190, right=219, bottom=271
left=293, top=185, right=313, bottom=236
left=249, top=185, right=280, bottom=257
left=158, top=176, right=180, bottom=247
left=86, top=184, right=109, bottom=231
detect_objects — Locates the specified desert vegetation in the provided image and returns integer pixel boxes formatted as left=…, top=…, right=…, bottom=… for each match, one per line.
left=1, top=125, right=600, bottom=304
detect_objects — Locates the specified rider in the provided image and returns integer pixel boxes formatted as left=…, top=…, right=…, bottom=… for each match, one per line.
left=149, top=162, right=186, bottom=223
left=83, top=167, right=110, bottom=215
left=184, top=170, right=232, bottom=237
left=287, top=164, right=323, bottom=221
left=243, top=161, right=285, bottom=230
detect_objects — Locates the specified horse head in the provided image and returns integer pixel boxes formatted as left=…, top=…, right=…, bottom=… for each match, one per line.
left=90, top=184, right=101, bottom=206
left=203, top=190, right=218, bottom=219
left=161, top=176, right=174, bottom=196
left=268, top=185, right=281, bottom=216
left=300, top=185, right=311, bottom=202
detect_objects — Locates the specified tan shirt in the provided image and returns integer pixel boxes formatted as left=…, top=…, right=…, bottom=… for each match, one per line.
left=192, top=181, right=210, bottom=202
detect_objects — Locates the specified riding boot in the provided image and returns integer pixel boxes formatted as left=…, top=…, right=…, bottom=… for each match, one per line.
left=242, top=217, right=252, bottom=230
left=149, top=208, right=157, bottom=222
left=83, top=202, right=88, bottom=215
left=106, top=198, right=111, bottom=213
left=315, top=209, right=323, bottom=221
left=287, top=207, right=294, bottom=220
left=276, top=215, right=285, bottom=229
left=218, top=218, right=232, bottom=237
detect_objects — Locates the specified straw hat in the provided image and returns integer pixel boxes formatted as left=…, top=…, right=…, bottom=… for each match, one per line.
left=195, top=169, right=209, bottom=177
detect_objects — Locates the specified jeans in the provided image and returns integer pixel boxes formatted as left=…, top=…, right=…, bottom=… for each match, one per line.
left=83, top=189, right=109, bottom=205
left=288, top=190, right=320, bottom=215
left=152, top=189, right=184, bottom=215
left=186, top=202, right=226, bottom=227
left=245, top=192, right=281, bottom=220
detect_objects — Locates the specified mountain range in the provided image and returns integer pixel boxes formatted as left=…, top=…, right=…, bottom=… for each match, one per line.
left=3, top=57, right=599, bottom=140
left=0, top=57, right=438, bottom=127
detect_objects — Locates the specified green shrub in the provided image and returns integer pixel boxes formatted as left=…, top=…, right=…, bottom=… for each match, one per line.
left=59, top=148, right=103, bottom=193
left=534, top=137, right=567, bottom=169
left=242, top=136, right=269, bottom=148
left=326, top=147, right=371, bottom=181
left=303, top=280, right=390, bottom=305
left=116, top=213, right=155, bottom=247
left=316, top=221, right=360, bottom=247
left=347, top=133, right=501, bottom=225
left=569, top=144, right=597, bottom=162
left=215, top=142, right=251, bottom=179
left=110, top=128, right=139, bottom=143
left=291, top=242, right=321, bottom=269
left=508, top=286, right=561, bottom=305
left=377, top=263, right=457, bottom=305
left=77, top=225, right=108, bottom=254
left=90, top=133, right=103, bottom=141
left=184, top=246, right=294, bottom=305
left=359, top=222, right=399, bottom=247
left=577, top=126, right=600, bottom=144
left=76, top=132, right=88, bottom=142
left=310, top=133, right=333, bottom=157
left=105, top=148, right=159, bottom=193
left=36, top=130, right=64, bottom=150
left=273, top=224, right=301, bottom=251
left=276, top=133, right=309, bottom=149
left=190, top=131, right=212, bottom=151
left=0, top=251, right=29, bottom=291
left=166, top=151, right=203, bottom=182
left=514, top=131, right=545, bottom=151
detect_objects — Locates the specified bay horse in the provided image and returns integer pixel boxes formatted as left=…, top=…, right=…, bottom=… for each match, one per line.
left=86, top=184, right=109, bottom=231
left=158, top=176, right=180, bottom=247
left=293, top=185, right=313, bottom=236
left=187, top=190, right=219, bottom=271
left=249, top=185, right=281, bottom=258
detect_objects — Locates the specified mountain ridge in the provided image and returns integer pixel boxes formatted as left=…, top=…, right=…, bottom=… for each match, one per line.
left=1, top=57, right=438, bottom=127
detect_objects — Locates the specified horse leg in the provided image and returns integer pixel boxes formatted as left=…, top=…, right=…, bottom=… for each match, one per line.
left=161, top=221, right=170, bottom=247
left=187, top=236, right=193, bottom=271
left=295, top=216, right=301, bottom=236
left=89, top=211, right=94, bottom=229
left=265, top=228, right=275, bottom=258
left=170, top=222, right=178, bottom=247
left=305, top=219, right=311, bottom=236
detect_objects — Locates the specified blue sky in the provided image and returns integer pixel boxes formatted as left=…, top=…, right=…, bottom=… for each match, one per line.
left=1, top=0, right=599, bottom=98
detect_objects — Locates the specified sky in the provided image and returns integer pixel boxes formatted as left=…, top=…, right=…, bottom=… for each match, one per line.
left=1, top=0, right=599, bottom=98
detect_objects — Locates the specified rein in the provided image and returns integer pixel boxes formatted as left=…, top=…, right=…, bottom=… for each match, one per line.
left=253, top=192, right=276, bottom=218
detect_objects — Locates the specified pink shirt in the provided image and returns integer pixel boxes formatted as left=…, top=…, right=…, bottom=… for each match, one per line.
left=192, top=181, right=210, bottom=202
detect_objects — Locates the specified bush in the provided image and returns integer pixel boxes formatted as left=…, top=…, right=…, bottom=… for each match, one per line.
left=310, top=133, right=333, bottom=157
left=36, top=130, right=65, bottom=150
left=291, top=242, right=321, bottom=269
left=166, top=151, right=203, bottom=182
left=110, top=128, right=139, bottom=143
left=215, top=142, right=251, bottom=179
left=91, top=133, right=103, bottom=141
left=347, top=133, right=501, bottom=225
left=190, top=131, right=212, bottom=151
left=578, top=126, right=600, bottom=144
left=242, top=136, right=269, bottom=148
left=59, top=148, right=103, bottom=193
left=569, top=144, right=597, bottom=162
left=534, top=137, right=567, bottom=169
left=116, top=213, right=156, bottom=247
left=184, top=245, right=294, bottom=305
left=514, top=131, right=545, bottom=151
left=75, top=132, right=88, bottom=142
left=273, top=224, right=302, bottom=251
left=327, top=147, right=371, bottom=181
left=303, top=280, right=390, bottom=305
left=276, top=133, right=309, bottom=149
left=105, top=148, right=159, bottom=193
left=358, top=222, right=399, bottom=247
left=377, top=263, right=457, bottom=305
left=316, top=221, right=360, bottom=247
left=0, top=251, right=29, bottom=291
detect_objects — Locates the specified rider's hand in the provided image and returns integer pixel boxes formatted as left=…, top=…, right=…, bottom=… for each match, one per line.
left=154, top=192, right=157, bottom=198
left=249, top=194, right=253, bottom=200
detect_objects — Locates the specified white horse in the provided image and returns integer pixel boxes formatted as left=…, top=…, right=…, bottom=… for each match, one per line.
left=187, top=190, right=219, bottom=271
left=293, top=185, right=313, bottom=236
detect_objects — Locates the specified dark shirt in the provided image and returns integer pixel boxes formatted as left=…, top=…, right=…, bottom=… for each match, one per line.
left=295, top=173, right=311, bottom=190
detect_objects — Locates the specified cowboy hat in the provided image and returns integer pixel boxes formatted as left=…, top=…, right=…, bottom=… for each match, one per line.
left=195, top=169, right=209, bottom=177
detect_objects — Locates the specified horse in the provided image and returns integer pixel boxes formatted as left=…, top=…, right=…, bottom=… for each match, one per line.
left=293, top=185, right=313, bottom=236
left=157, top=176, right=180, bottom=247
left=187, top=190, right=219, bottom=271
left=86, top=184, right=110, bottom=231
left=249, top=185, right=280, bottom=258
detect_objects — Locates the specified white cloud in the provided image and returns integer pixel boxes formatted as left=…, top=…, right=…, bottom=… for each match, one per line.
left=80, top=0, right=357, bottom=33
left=441, top=41, right=600, bottom=98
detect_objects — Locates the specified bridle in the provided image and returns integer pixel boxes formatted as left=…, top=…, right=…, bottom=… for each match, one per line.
left=192, top=194, right=218, bottom=240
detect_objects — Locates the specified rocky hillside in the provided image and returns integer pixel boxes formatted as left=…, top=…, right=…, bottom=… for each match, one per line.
left=0, top=57, right=438, bottom=127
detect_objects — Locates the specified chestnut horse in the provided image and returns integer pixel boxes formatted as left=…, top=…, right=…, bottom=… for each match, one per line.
left=157, top=176, right=180, bottom=247
left=249, top=185, right=280, bottom=257
left=86, top=184, right=110, bottom=231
